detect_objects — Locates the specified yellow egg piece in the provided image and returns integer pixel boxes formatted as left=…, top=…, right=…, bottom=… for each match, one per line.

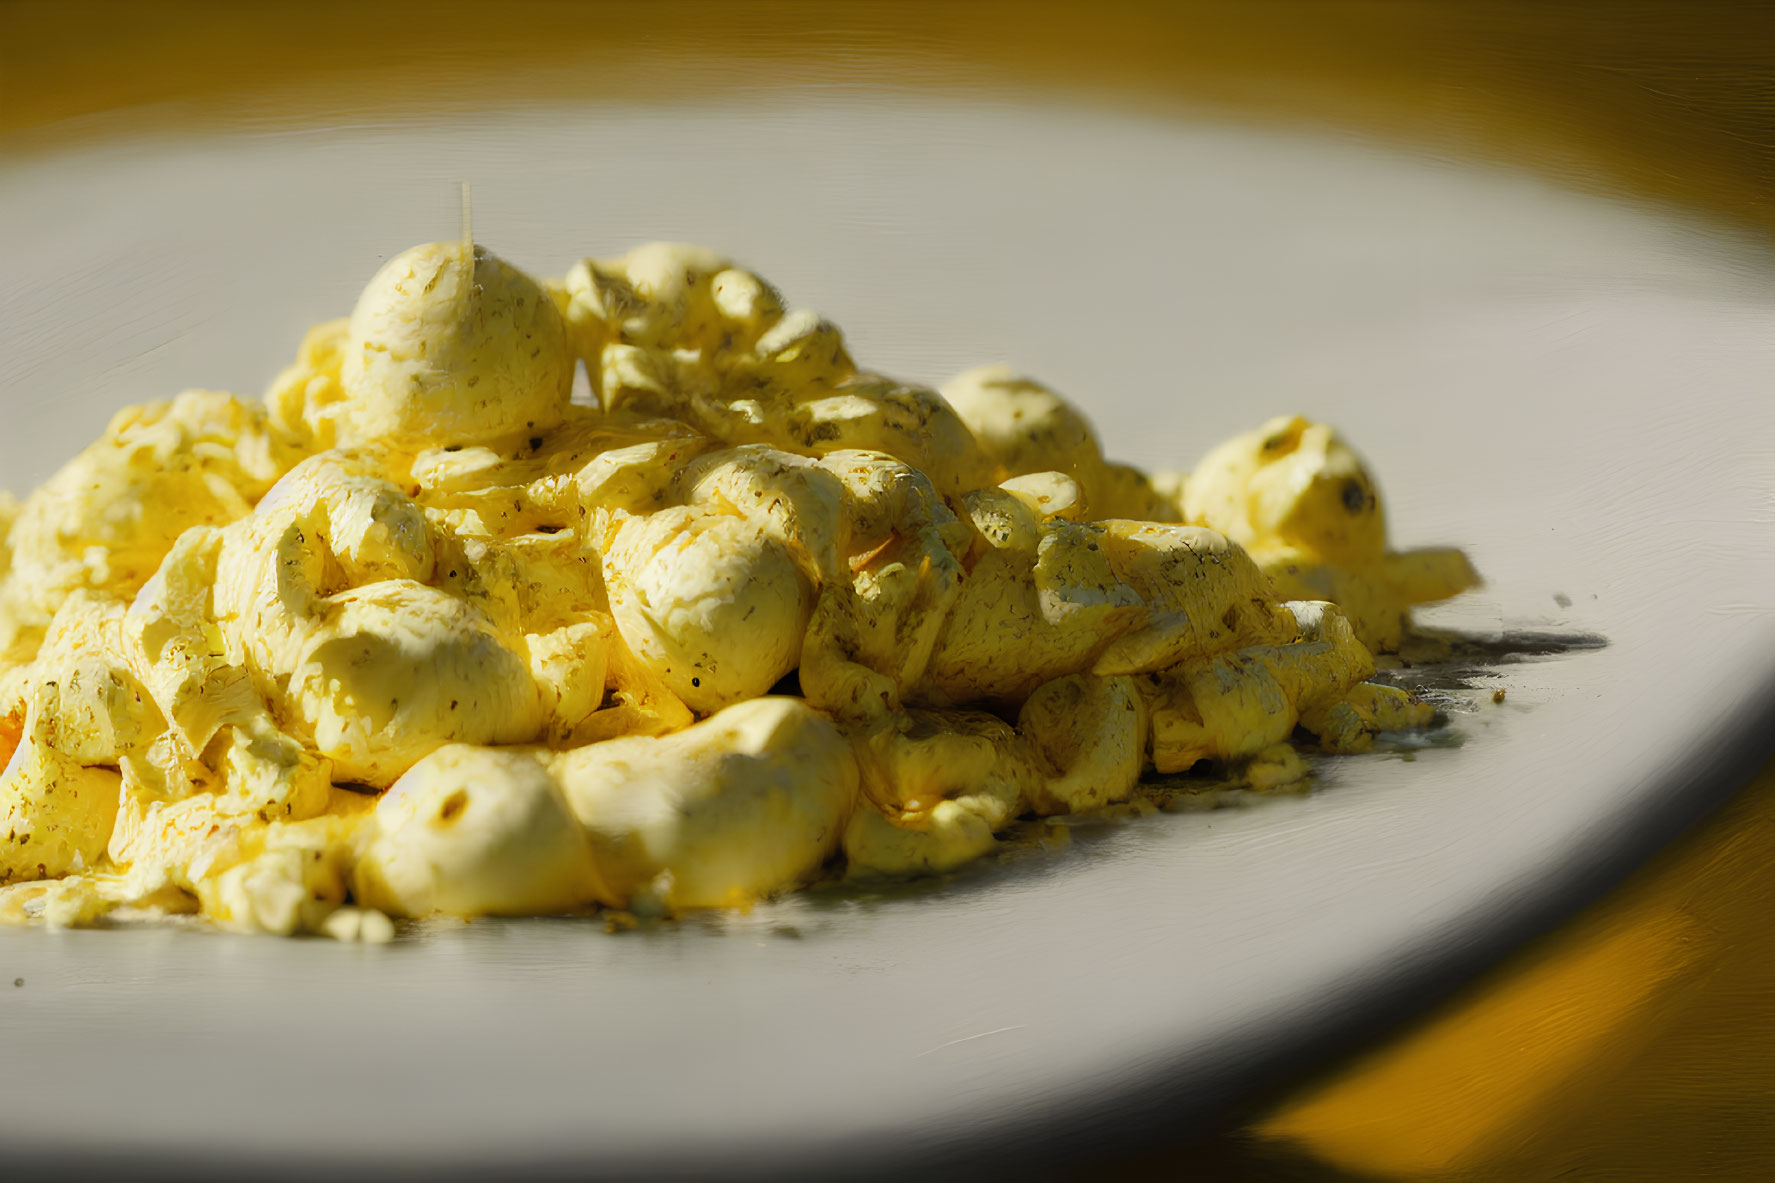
left=0, top=236, right=1479, bottom=934
left=340, top=242, right=574, bottom=449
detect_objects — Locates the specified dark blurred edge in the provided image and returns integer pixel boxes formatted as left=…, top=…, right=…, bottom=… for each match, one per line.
left=9, top=1139, right=1374, bottom=1183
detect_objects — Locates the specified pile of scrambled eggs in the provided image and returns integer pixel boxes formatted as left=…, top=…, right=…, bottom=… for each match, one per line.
left=0, top=239, right=1477, bottom=937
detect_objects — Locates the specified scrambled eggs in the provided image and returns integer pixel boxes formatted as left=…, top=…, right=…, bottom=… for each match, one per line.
left=0, top=240, right=1477, bottom=937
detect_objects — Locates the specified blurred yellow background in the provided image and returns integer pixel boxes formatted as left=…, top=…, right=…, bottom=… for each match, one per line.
left=6, top=3, right=1774, bottom=1178
left=9, top=0, right=1775, bottom=242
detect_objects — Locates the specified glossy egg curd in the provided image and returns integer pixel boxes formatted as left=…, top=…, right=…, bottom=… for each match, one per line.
left=0, top=239, right=1477, bottom=936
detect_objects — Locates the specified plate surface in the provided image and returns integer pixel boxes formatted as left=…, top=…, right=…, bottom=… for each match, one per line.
left=2, top=99, right=1774, bottom=1177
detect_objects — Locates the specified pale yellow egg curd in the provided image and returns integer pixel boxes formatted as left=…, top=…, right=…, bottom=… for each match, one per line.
left=0, top=240, right=1475, bottom=936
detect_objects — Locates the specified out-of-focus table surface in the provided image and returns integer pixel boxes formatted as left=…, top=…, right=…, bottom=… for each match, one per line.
left=6, top=5, right=1774, bottom=1179
left=1111, top=749, right=1775, bottom=1181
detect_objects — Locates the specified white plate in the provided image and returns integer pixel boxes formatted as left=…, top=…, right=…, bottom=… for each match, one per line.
left=3, top=98, right=1774, bottom=1177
